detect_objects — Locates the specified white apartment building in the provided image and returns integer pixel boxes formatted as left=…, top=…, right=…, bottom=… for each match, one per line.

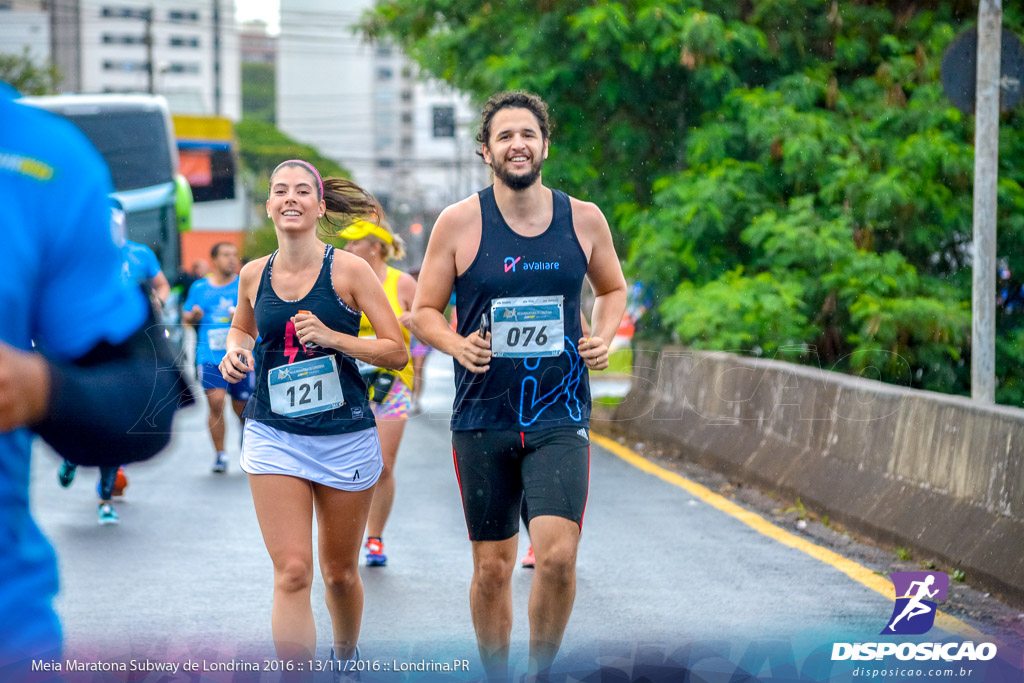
left=79, top=0, right=240, bottom=119
left=277, top=0, right=487, bottom=241
left=0, top=0, right=240, bottom=120
left=0, top=1, right=50, bottom=68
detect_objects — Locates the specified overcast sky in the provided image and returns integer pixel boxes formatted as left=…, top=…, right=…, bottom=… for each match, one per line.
left=236, top=0, right=279, bottom=35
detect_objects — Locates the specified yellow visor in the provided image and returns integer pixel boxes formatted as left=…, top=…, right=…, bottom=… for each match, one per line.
left=338, top=220, right=394, bottom=245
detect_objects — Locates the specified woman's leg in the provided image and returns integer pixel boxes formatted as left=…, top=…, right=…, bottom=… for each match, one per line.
left=312, top=482, right=376, bottom=659
left=365, top=415, right=406, bottom=539
left=410, top=353, right=427, bottom=410
left=249, top=474, right=316, bottom=662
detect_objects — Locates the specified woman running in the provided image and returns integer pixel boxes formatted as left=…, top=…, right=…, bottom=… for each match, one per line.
left=339, top=220, right=417, bottom=566
left=219, top=160, right=407, bottom=670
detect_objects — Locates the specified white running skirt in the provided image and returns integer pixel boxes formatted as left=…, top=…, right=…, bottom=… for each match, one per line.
left=240, top=420, right=382, bottom=492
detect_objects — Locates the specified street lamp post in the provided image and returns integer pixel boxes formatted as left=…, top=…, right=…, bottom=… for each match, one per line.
left=971, top=0, right=1002, bottom=403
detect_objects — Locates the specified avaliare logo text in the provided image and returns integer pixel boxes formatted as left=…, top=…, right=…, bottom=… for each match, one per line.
left=503, top=256, right=560, bottom=272
left=522, top=260, right=560, bottom=270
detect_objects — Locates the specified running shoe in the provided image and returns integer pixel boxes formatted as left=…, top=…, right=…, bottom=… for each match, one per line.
left=97, top=503, right=119, bottom=526
left=521, top=545, right=535, bottom=569
left=330, top=646, right=361, bottom=682
left=111, top=467, right=128, bottom=496
left=58, top=461, right=77, bottom=488
left=365, top=537, right=387, bottom=567
left=212, top=452, right=228, bottom=474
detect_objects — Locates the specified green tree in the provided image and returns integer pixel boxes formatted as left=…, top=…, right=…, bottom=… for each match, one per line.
left=236, top=118, right=348, bottom=182
left=242, top=62, right=275, bottom=124
left=0, top=48, right=60, bottom=96
left=235, top=119, right=352, bottom=259
left=364, top=1, right=1024, bottom=401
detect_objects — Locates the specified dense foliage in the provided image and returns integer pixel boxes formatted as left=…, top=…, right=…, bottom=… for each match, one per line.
left=235, top=119, right=351, bottom=259
left=242, top=62, right=275, bottom=125
left=0, top=48, right=60, bottom=96
left=364, top=1, right=1024, bottom=401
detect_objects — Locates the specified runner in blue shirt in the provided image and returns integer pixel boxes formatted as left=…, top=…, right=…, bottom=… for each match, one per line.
left=183, top=241, right=254, bottom=473
left=0, top=82, right=191, bottom=675
left=115, top=200, right=171, bottom=306
left=56, top=201, right=173, bottom=522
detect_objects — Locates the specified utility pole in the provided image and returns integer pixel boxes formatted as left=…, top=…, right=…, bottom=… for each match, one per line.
left=212, top=0, right=222, bottom=115
left=972, top=0, right=1002, bottom=403
left=144, top=7, right=155, bottom=94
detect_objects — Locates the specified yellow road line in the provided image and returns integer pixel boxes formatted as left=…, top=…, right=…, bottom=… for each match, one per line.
left=590, top=432, right=982, bottom=639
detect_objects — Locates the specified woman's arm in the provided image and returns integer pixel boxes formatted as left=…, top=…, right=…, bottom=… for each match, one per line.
left=293, top=256, right=408, bottom=370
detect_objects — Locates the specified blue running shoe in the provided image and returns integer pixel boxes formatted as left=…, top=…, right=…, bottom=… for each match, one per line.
left=330, top=646, right=361, bottom=682
left=97, top=503, right=119, bottom=526
left=58, top=461, right=77, bottom=488
left=365, top=538, right=387, bottom=567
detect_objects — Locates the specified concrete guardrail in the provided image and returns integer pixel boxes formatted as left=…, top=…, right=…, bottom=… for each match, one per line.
left=595, top=346, right=1024, bottom=602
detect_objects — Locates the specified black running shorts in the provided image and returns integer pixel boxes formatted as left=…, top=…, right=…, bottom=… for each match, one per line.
left=451, top=427, right=591, bottom=542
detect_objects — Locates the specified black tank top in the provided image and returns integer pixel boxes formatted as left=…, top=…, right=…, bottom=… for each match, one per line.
left=244, top=245, right=376, bottom=435
left=452, top=185, right=590, bottom=432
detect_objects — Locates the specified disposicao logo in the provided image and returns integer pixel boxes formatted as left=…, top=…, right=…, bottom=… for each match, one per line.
left=830, top=571, right=998, bottom=663
left=883, top=571, right=949, bottom=635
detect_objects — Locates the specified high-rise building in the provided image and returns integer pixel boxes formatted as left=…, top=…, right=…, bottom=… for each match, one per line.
left=0, top=0, right=241, bottom=119
left=79, top=0, right=240, bottom=119
left=240, top=19, right=275, bottom=65
left=0, top=1, right=51, bottom=75
left=277, top=0, right=487, bottom=255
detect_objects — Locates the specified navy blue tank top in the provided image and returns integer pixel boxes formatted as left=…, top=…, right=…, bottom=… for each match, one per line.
left=244, top=245, right=376, bottom=435
left=452, top=186, right=590, bottom=432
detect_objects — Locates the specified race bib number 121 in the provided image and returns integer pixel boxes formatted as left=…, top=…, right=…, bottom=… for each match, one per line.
left=268, top=356, right=346, bottom=417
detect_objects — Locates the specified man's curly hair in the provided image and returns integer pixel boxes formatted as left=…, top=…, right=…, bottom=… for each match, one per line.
left=476, top=90, right=552, bottom=152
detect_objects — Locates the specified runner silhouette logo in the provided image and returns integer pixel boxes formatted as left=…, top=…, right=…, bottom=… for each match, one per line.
left=882, top=571, right=950, bottom=635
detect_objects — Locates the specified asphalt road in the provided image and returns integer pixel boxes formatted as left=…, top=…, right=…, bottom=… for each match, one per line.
left=28, top=352, right=1020, bottom=682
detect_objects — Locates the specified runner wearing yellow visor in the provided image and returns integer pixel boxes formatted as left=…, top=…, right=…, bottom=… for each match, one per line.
left=340, top=219, right=417, bottom=568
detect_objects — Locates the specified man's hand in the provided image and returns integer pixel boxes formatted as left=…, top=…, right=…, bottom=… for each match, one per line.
left=219, top=346, right=253, bottom=383
left=183, top=305, right=204, bottom=325
left=454, top=331, right=492, bottom=374
left=577, top=336, right=610, bottom=371
left=0, top=343, right=51, bottom=431
left=292, top=311, right=334, bottom=349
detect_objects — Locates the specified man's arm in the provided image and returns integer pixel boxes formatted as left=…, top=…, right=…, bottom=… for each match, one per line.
left=3, top=304, right=195, bottom=466
left=150, top=270, right=171, bottom=304
left=181, top=281, right=204, bottom=325
left=411, top=203, right=492, bottom=373
left=574, top=201, right=627, bottom=371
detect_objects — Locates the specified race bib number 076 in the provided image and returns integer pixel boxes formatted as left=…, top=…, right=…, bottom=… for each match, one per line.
left=490, top=295, right=564, bottom=358
left=268, top=356, right=345, bottom=417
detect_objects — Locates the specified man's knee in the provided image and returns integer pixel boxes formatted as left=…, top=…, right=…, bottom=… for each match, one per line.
left=206, top=389, right=226, bottom=414
left=473, top=551, right=515, bottom=595
left=535, top=543, right=577, bottom=585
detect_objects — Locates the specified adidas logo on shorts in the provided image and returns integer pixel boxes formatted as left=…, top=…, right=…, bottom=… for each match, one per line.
left=577, top=428, right=589, bottom=441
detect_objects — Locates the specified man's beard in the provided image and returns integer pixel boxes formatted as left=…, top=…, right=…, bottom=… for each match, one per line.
left=492, top=156, right=543, bottom=191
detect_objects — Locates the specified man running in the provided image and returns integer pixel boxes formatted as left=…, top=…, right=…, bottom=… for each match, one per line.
left=183, top=242, right=253, bottom=473
left=56, top=198, right=171, bottom=523
left=1, top=81, right=191, bottom=675
left=412, top=90, right=627, bottom=679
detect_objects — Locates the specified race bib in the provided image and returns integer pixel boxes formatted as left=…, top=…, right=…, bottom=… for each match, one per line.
left=207, top=327, right=229, bottom=351
left=268, top=356, right=345, bottom=417
left=490, top=296, right=565, bottom=358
